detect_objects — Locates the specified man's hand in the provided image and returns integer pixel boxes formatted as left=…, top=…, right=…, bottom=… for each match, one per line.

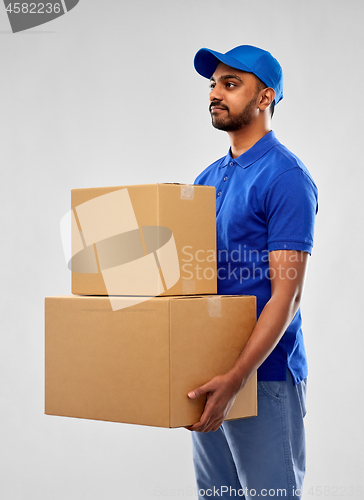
left=184, top=372, right=242, bottom=433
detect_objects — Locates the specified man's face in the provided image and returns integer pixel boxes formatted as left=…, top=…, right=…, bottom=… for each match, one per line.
left=209, top=63, right=261, bottom=132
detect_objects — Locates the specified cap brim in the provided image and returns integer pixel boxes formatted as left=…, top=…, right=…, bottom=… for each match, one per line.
left=194, top=48, right=252, bottom=79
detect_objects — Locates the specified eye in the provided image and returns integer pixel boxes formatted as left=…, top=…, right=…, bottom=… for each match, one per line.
left=209, top=82, right=216, bottom=90
left=226, top=82, right=236, bottom=88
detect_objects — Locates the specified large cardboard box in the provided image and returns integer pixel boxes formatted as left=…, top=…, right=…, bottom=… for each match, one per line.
left=68, top=183, right=217, bottom=297
left=45, top=295, right=257, bottom=428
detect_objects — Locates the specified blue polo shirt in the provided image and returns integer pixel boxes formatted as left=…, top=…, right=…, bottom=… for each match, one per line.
left=194, top=130, right=318, bottom=385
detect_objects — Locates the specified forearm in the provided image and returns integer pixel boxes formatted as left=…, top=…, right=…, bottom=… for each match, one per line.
left=228, top=291, right=301, bottom=390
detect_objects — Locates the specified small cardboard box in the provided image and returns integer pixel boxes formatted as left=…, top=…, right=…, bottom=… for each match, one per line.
left=69, top=183, right=217, bottom=297
left=45, top=295, right=257, bottom=428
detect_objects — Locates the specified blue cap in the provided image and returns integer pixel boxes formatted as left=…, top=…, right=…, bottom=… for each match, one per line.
left=194, top=45, right=283, bottom=105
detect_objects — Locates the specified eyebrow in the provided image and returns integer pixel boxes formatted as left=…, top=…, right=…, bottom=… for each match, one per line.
left=210, top=74, right=243, bottom=83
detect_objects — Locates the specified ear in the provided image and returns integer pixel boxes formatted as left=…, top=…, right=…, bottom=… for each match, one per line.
left=258, top=87, right=275, bottom=111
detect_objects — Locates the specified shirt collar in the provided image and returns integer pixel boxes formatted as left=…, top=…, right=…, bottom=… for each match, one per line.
left=219, top=130, right=280, bottom=169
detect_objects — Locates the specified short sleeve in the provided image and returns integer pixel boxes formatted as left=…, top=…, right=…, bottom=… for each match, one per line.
left=264, top=168, right=318, bottom=254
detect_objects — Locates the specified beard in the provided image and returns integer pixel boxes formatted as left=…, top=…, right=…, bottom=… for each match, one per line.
left=210, top=96, right=258, bottom=132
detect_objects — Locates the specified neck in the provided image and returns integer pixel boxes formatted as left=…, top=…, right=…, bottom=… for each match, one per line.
left=228, top=120, right=271, bottom=158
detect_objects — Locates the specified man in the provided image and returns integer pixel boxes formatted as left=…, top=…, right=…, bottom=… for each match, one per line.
left=186, top=45, right=318, bottom=499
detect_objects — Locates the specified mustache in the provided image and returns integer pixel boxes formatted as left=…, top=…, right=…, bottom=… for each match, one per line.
left=209, top=101, right=229, bottom=112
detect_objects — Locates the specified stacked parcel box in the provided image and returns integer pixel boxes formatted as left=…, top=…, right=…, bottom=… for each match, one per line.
left=45, top=184, right=257, bottom=428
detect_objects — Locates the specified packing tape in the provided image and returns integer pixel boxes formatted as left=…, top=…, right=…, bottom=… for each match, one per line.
left=207, top=296, right=222, bottom=318
left=180, top=184, right=194, bottom=200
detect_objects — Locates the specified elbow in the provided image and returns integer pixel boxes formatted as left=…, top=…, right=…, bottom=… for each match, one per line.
left=271, top=287, right=303, bottom=316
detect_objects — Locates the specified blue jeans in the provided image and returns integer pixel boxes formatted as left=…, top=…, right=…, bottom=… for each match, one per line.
left=191, top=370, right=307, bottom=499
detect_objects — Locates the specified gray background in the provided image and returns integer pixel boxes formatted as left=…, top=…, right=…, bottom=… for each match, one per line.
left=1, top=0, right=363, bottom=498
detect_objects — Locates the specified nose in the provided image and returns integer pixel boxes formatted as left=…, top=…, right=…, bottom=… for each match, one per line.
left=209, top=84, right=223, bottom=102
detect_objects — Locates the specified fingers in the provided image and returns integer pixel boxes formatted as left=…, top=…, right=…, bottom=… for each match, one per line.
left=186, top=382, right=215, bottom=431
left=200, top=416, right=223, bottom=433
left=186, top=413, right=212, bottom=432
left=187, top=416, right=223, bottom=433
left=188, top=381, right=211, bottom=400
left=210, top=421, right=223, bottom=432
left=185, top=376, right=228, bottom=432
left=186, top=399, right=221, bottom=432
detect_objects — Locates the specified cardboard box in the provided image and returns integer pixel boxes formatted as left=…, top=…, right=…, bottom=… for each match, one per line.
left=45, top=295, right=257, bottom=428
left=69, top=183, right=217, bottom=297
